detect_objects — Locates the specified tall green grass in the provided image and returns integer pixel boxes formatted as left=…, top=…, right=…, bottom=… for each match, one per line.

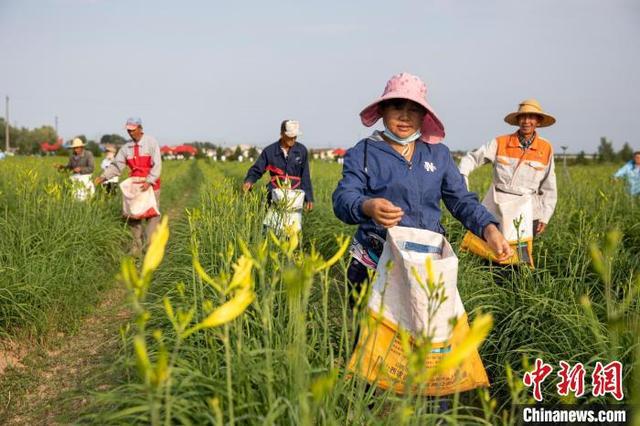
left=0, top=157, right=127, bottom=336
left=0, top=158, right=198, bottom=338
left=72, top=160, right=640, bottom=424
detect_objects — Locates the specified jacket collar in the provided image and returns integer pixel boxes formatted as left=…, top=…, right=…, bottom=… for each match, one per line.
left=368, top=131, right=419, bottom=163
left=275, top=140, right=299, bottom=157
left=508, top=131, right=541, bottom=151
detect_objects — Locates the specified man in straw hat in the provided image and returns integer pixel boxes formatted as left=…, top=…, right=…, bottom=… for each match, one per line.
left=95, top=117, right=162, bottom=255
left=55, top=137, right=95, bottom=175
left=459, top=99, right=557, bottom=236
left=55, top=138, right=96, bottom=201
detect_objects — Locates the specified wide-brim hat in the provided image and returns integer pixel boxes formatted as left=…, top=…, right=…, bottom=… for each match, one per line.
left=504, top=99, right=556, bottom=128
left=359, top=72, right=445, bottom=144
left=70, top=138, right=85, bottom=148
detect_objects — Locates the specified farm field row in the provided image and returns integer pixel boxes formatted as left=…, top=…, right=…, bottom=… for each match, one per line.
left=0, top=158, right=638, bottom=424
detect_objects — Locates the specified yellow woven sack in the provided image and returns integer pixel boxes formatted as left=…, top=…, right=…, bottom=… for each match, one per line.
left=347, top=226, right=490, bottom=396
left=348, top=311, right=489, bottom=396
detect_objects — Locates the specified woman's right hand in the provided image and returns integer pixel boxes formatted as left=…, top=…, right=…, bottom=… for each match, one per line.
left=361, top=198, right=404, bottom=228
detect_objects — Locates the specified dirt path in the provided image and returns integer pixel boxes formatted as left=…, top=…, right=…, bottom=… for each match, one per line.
left=0, top=287, right=130, bottom=425
left=0, top=164, right=200, bottom=425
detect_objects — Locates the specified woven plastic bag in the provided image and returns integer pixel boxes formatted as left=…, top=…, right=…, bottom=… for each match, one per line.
left=348, top=226, right=489, bottom=396
left=119, top=177, right=160, bottom=220
left=460, top=186, right=534, bottom=266
left=263, top=185, right=305, bottom=233
left=69, top=174, right=95, bottom=201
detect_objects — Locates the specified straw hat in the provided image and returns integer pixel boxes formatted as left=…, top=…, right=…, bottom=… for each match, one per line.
left=69, top=138, right=85, bottom=148
left=504, top=99, right=556, bottom=127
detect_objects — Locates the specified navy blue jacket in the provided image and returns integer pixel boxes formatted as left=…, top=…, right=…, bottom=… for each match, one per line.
left=244, top=140, right=314, bottom=202
left=332, top=133, right=497, bottom=253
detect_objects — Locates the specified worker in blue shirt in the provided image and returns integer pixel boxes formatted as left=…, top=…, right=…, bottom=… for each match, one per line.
left=243, top=120, right=314, bottom=210
left=613, top=151, right=640, bottom=196
left=333, top=73, right=512, bottom=289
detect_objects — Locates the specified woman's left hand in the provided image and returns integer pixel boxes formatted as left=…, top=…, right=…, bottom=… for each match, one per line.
left=483, top=224, right=513, bottom=262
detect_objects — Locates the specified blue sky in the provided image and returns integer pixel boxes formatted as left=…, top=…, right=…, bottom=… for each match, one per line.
left=1, top=0, right=638, bottom=151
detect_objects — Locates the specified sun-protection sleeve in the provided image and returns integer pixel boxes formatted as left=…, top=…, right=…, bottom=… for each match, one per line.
left=101, top=144, right=128, bottom=180
left=146, top=137, right=162, bottom=185
left=537, top=151, right=557, bottom=223
left=442, top=149, right=498, bottom=238
left=458, top=138, right=498, bottom=189
left=300, top=147, right=314, bottom=202
left=613, top=162, right=632, bottom=178
left=244, top=149, right=268, bottom=184
left=332, top=143, right=370, bottom=225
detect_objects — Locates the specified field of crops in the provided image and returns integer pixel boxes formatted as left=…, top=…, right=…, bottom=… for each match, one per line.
left=0, top=157, right=638, bottom=424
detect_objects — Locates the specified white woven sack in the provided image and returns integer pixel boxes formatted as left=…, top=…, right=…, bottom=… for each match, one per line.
left=70, top=174, right=95, bottom=201
left=368, top=226, right=465, bottom=343
left=482, top=186, right=533, bottom=242
left=119, top=177, right=160, bottom=219
left=264, top=189, right=305, bottom=232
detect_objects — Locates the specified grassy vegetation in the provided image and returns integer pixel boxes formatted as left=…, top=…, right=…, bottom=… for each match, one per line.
left=0, top=157, right=127, bottom=337
left=0, top=158, right=201, bottom=423
left=1, top=158, right=638, bottom=424
left=81, top=160, right=638, bottom=424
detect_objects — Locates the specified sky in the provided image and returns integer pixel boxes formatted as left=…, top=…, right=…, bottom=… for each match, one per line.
left=0, top=0, right=638, bottom=151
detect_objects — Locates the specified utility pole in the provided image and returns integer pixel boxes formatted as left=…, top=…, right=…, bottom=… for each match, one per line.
left=4, top=96, right=9, bottom=152
left=561, top=145, right=569, bottom=181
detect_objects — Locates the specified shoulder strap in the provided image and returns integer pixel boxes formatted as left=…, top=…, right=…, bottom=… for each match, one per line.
left=364, top=139, right=368, bottom=173
left=363, top=140, right=371, bottom=190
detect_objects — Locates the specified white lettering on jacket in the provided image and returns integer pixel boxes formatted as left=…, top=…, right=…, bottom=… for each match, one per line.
left=424, top=161, right=437, bottom=172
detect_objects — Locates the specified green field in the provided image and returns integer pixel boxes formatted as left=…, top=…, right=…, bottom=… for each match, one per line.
left=0, top=158, right=638, bottom=425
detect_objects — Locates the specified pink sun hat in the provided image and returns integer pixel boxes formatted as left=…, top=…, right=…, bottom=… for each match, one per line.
left=359, top=72, right=445, bottom=144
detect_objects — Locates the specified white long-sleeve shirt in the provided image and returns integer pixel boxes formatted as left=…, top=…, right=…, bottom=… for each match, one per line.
left=102, top=134, right=162, bottom=189
left=459, top=132, right=557, bottom=223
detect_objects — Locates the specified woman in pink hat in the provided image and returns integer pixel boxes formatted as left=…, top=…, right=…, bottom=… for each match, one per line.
left=332, top=73, right=513, bottom=291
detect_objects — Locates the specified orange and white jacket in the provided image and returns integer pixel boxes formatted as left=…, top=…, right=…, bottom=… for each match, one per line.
left=459, top=132, right=557, bottom=223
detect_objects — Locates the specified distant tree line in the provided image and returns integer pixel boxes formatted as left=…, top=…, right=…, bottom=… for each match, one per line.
left=0, top=118, right=57, bottom=155
left=596, top=137, right=634, bottom=163
left=4, top=119, right=630, bottom=164
left=0, top=119, right=130, bottom=156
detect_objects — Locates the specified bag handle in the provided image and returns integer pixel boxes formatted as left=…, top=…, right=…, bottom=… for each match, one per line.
left=271, top=175, right=301, bottom=190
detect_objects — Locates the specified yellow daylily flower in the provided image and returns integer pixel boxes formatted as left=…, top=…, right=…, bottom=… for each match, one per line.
left=142, top=216, right=170, bottom=277
left=315, top=236, right=350, bottom=272
left=133, top=334, right=153, bottom=383
left=181, top=288, right=255, bottom=338
left=193, top=255, right=224, bottom=293
left=226, top=255, right=254, bottom=294
left=431, top=313, right=493, bottom=375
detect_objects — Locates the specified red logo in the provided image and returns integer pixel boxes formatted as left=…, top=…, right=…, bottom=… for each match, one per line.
left=592, top=361, right=624, bottom=401
left=557, top=361, right=586, bottom=398
left=523, top=358, right=554, bottom=402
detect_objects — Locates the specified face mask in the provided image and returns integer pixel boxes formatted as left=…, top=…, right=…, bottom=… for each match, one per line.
left=383, top=128, right=422, bottom=145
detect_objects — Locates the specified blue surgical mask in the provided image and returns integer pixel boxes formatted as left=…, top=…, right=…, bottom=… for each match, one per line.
left=383, top=128, right=422, bottom=145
